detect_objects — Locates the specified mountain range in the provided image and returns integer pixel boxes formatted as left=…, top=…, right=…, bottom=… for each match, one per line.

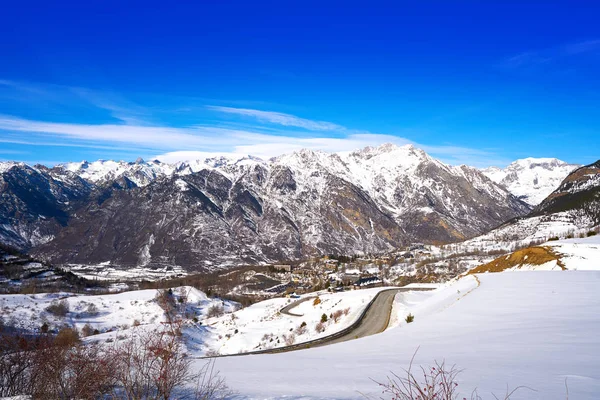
left=0, top=144, right=585, bottom=271
left=482, top=158, right=580, bottom=206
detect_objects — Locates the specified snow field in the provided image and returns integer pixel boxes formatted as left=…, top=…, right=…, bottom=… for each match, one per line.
left=210, top=271, right=600, bottom=399
left=0, top=286, right=228, bottom=337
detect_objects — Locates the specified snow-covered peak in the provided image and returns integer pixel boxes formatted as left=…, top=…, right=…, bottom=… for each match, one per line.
left=0, top=161, right=27, bottom=174
left=57, top=159, right=176, bottom=187
left=482, top=158, right=580, bottom=206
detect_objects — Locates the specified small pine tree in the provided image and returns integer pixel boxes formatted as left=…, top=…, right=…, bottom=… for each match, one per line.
left=321, top=313, right=328, bottom=323
left=405, top=313, right=414, bottom=323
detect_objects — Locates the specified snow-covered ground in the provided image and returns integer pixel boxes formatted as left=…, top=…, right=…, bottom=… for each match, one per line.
left=546, top=235, right=600, bottom=270
left=202, top=288, right=388, bottom=356
left=446, top=211, right=596, bottom=254
left=0, top=286, right=228, bottom=335
left=64, top=262, right=188, bottom=281
left=210, top=271, right=600, bottom=399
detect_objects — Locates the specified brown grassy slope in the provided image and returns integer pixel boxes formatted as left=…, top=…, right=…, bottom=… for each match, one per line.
left=469, top=246, right=566, bottom=274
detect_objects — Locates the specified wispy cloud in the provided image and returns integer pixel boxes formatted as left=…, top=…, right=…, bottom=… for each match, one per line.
left=0, top=113, right=503, bottom=167
left=207, top=106, right=345, bottom=131
left=0, top=80, right=509, bottom=167
left=501, top=39, right=600, bottom=69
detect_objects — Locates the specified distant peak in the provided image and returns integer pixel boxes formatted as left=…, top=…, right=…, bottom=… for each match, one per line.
left=135, top=157, right=145, bottom=164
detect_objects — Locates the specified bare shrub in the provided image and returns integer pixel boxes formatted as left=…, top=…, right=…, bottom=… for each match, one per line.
left=178, top=287, right=190, bottom=305
left=294, top=323, right=307, bottom=336
left=371, top=350, right=534, bottom=400
left=31, top=342, right=117, bottom=400
left=205, top=349, right=221, bottom=357
left=0, top=318, right=232, bottom=400
left=343, top=307, right=350, bottom=316
left=86, top=303, right=99, bottom=316
left=332, top=309, right=344, bottom=323
left=156, top=288, right=177, bottom=321
left=374, top=358, right=461, bottom=400
left=46, top=299, right=70, bottom=317
left=0, top=331, right=115, bottom=399
left=315, top=321, right=326, bottom=333
left=191, top=358, right=232, bottom=399
left=81, top=323, right=95, bottom=337
left=55, top=327, right=80, bottom=347
left=110, top=325, right=191, bottom=400
left=0, top=333, right=38, bottom=397
left=110, top=322, right=232, bottom=399
left=207, top=304, right=225, bottom=318
left=283, top=333, right=296, bottom=346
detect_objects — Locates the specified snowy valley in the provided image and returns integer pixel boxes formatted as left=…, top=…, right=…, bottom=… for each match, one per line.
left=1, top=148, right=599, bottom=399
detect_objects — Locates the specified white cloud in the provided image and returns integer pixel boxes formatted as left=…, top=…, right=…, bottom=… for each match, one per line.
left=501, top=38, right=600, bottom=69
left=207, top=106, right=345, bottom=131
left=0, top=115, right=243, bottom=150
left=0, top=114, right=507, bottom=168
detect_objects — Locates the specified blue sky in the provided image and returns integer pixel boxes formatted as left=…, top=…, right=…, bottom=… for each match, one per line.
left=0, top=1, right=599, bottom=167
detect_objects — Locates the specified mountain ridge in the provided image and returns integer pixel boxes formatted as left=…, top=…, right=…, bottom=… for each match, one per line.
left=482, top=157, right=580, bottom=206
left=1, top=144, right=536, bottom=270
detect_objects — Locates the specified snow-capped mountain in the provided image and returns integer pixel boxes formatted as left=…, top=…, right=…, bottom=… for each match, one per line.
left=2, top=144, right=534, bottom=269
left=533, top=160, right=600, bottom=220
left=457, top=160, right=600, bottom=254
left=57, top=158, right=177, bottom=187
left=482, top=158, right=579, bottom=206
left=0, top=162, right=93, bottom=249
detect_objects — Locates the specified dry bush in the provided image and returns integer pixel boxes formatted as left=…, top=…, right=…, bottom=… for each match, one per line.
left=0, top=333, right=38, bottom=397
left=343, top=307, right=351, bottom=316
left=55, top=326, right=80, bottom=347
left=313, top=297, right=321, bottom=306
left=46, top=299, right=70, bottom=316
left=86, top=302, right=99, bottom=315
left=156, top=288, right=177, bottom=321
left=31, top=342, right=117, bottom=400
left=207, top=304, right=225, bottom=318
left=110, top=325, right=191, bottom=399
left=0, top=331, right=115, bottom=399
left=0, top=323, right=231, bottom=400
left=371, top=350, right=535, bottom=400
left=373, top=358, right=461, bottom=400
left=191, top=358, right=232, bottom=400
left=283, top=333, right=296, bottom=346
left=110, top=322, right=232, bottom=399
left=315, top=321, right=326, bottom=333
left=294, top=323, right=307, bottom=336
left=81, top=323, right=95, bottom=337
left=332, top=309, right=344, bottom=323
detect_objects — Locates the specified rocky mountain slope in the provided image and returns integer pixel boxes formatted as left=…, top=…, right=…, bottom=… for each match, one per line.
left=533, top=160, right=600, bottom=223
left=482, top=158, right=579, bottom=206
left=2, top=144, right=532, bottom=270
left=457, top=160, right=600, bottom=253
left=0, top=162, right=93, bottom=249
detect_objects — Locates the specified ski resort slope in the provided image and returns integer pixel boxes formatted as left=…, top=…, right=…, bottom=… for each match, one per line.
left=210, top=271, right=600, bottom=399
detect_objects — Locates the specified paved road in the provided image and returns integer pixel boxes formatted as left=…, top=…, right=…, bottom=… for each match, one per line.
left=313, top=289, right=402, bottom=346
left=201, top=287, right=431, bottom=359
left=280, top=296, right=317, bottom=317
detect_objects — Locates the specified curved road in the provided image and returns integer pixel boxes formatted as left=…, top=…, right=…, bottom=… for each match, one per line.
left=313, top=289, right=401, bottom=347
left=280, top=296, right=317, bottom=317
left=202, top=287, right=430, bottom=359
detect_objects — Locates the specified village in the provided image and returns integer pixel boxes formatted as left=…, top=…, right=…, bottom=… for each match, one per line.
left=227, top=243, right=479, bottom=299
